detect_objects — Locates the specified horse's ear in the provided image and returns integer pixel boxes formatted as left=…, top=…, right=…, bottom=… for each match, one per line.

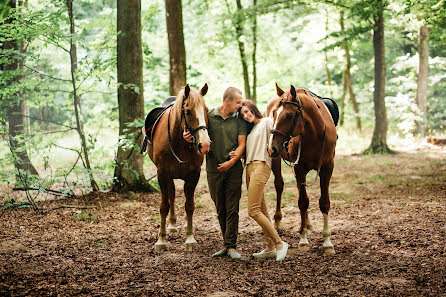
left=184, top=84, right=190, bottom=99
left=200, top=83, right=208, bottom=96
left=276, top=83, right=284, bottom=97
left=290, top=85, right=297, bottom=101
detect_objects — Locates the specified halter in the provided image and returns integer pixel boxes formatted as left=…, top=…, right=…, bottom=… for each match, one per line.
left=270, top=95, right=327, bottom=187
left=270, top=96, right=303, bottom=163
left=181, top=107, right=208, bottom=145
left=168, top=102, right=208, bottom=163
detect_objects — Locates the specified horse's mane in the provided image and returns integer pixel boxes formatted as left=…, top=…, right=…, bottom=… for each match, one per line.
left=174, top=86, right=206, bottom=124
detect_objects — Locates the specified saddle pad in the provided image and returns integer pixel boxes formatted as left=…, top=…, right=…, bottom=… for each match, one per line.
left=140, top=96, right=176, bottom=154
left=321, top=98, right=339, bottom=127
left=295, top=87, right=339, bottom=127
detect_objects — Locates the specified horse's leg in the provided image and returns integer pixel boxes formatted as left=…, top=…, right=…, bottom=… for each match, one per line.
left=167, top=180, right=178, bottom=234
left=183, top=172, right=200, bottom=252
left=319, top=161, right=335, bottom=255
left=295, top=166, right=310, bottom=252
left=155, top=173, right=173, bottom=251
left=271, top=157, right=284, bottom=229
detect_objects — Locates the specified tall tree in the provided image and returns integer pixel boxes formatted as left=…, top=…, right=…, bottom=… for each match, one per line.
left=66, top=0, right=99, bottom=191
left=414, top=26, right=430, bottom=135
left=251, top=0, right=257, bottom=102
left=226, top=0, right=251, bottom=99
left=339, top=9, right=361, bottom=130
left=366, top=0, right=390, bottom=153
left=2, top=0, right=39, bottom=181
left=115, top=0, right=153, bottom=191
left=165, top=0, right=186, bottom=95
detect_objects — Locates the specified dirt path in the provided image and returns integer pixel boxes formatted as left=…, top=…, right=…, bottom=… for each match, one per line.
left=1, top=147, right=445, bottom=296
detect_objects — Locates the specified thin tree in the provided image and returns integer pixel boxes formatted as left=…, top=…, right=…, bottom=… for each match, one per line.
left=226, top=0, right=251, bottom=99
left=3, top=0, right=39, bottom=181
left=366, top=0, right=391, bottom=153
left=66, top=0, right=99, bottom=191
left=339, top=9, right=361, bottom=130
left=115, top=0, right=154, bottom=192
left=414, top=26, right=430, bottom=136
left=165, top=0, right=186, bottom=95
left=251, top=0, right=257, bottom=102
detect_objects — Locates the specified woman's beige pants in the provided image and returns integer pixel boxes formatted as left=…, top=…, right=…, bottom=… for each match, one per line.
left=246, top=161, right=281, bottom=248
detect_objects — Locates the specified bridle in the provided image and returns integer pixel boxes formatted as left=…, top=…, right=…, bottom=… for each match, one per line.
left=270, top=96, right=304, bottom=163
left=181, top=106, right=208, bottom=146
left=270, top=94, right=327, bottom=187
left=168, top=102, right=208, bottom=163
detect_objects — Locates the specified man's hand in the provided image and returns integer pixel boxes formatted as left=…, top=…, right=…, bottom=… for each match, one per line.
left=217, top=160, right=234, bottom=172
left=183, top=127, right=193, bottom=143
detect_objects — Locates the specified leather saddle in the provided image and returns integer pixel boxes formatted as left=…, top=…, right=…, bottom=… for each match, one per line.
left=140, top=96, right=176, bottom=154
left=297, top=87, right=339, bottom=127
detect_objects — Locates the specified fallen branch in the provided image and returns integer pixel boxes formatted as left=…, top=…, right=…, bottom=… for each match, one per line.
left=13, top=187, right=76, bottom=198
left=47, top=205, right=95, bottom=211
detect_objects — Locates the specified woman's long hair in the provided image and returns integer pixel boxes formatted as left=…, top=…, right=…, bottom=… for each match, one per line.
left=238, top=99, right=263, bottom=134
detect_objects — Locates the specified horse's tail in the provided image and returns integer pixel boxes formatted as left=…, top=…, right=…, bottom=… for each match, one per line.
left=140, top=127, right=148, bottom=154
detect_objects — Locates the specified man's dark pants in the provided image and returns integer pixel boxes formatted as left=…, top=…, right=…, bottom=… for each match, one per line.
left=207, top=167, right=243, bottom=250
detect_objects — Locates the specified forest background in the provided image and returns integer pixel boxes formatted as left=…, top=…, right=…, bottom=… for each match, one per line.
left=0, top=0, right=445, bottom=205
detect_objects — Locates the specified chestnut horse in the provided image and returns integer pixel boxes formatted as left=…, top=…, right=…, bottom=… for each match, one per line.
left=147, top=84, right=210, bottom=252
left=267, top=84, right=337, bottom=254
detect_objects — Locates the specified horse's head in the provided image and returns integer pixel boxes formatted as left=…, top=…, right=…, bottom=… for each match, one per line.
left=268, top=84, right=304, bottom=158
left=176, top=84, right=211, bottom=155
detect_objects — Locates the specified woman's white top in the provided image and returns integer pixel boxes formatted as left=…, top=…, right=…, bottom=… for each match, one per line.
left=245, top=117, right=273, bottom=169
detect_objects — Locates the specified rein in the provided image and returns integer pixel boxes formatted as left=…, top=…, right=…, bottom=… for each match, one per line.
left=270, top=95, right=327, bottom=187
left=167, top=103, right=208, bottom=164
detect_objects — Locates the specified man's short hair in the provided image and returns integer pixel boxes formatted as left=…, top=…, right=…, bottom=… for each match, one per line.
left=223, top=87, right=242, bottom=102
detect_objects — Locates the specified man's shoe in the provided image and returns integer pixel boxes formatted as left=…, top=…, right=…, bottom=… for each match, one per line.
left=228, top=249, right=241, bottom=259
left=253, top=249, right=276, bottom=259
left=276, top=241, right=289, bottom=261
left=212, top=248, right=227, bottom=257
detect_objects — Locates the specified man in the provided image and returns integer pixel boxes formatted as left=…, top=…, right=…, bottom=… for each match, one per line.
left=184, top=87, right=246, bottom=259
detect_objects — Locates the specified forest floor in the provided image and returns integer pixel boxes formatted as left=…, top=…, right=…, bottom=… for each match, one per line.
left=1, top=144, right=446, bottom=296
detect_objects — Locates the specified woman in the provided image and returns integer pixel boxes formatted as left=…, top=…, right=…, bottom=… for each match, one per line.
left=232, top=100, right=288, bottom=261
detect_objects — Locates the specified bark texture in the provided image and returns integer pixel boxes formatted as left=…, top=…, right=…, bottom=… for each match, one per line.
left=414, top=26, right=430, bottom=136
left=115, top=0, right=153, bottom=192
left=165, top=0, right=186, bottom=96
left=366, top=0, right=390, bottom=154
left=4, top=0, right=39, bottom=180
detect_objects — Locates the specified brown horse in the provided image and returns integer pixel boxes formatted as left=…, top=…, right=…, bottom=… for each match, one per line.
left=147, top=84, right=210, bottom=252
left=267, top=84, right=337, bottom=254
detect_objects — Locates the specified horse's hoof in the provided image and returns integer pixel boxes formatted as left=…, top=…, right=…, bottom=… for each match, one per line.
left=298, top=244, right=310, bottom=252
left=324, top=246, right=335, bottom=255
left=274, top=221, right=281, bottom=231
left=154, top=240, right=167, bottom=252
left=167, top=225, right=178, bottom=234
left=185, top=242, right=197, bottom=252
left=185, top=237, right=197, bottom=252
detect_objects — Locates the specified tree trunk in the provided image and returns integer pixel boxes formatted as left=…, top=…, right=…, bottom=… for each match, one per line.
left=366, top=0, right=390, bottom=154
left=4, top=0, right=39, bottom=181
left=414, top=26, right=430, bottom=136
left=66, top=0, right=99, bottom=191
left=324, top=10, right=333, bottom=98
left=340, top=10, right=361, bottom=130
left=251, top=0, right=257, bottom=102
left=165, top=0, right=186, bottom=96
left=231, top=0, right=251, bottom=99
left=340, top=69, right=346, bottom=126
left=115, top=0, right=154, bottom=192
